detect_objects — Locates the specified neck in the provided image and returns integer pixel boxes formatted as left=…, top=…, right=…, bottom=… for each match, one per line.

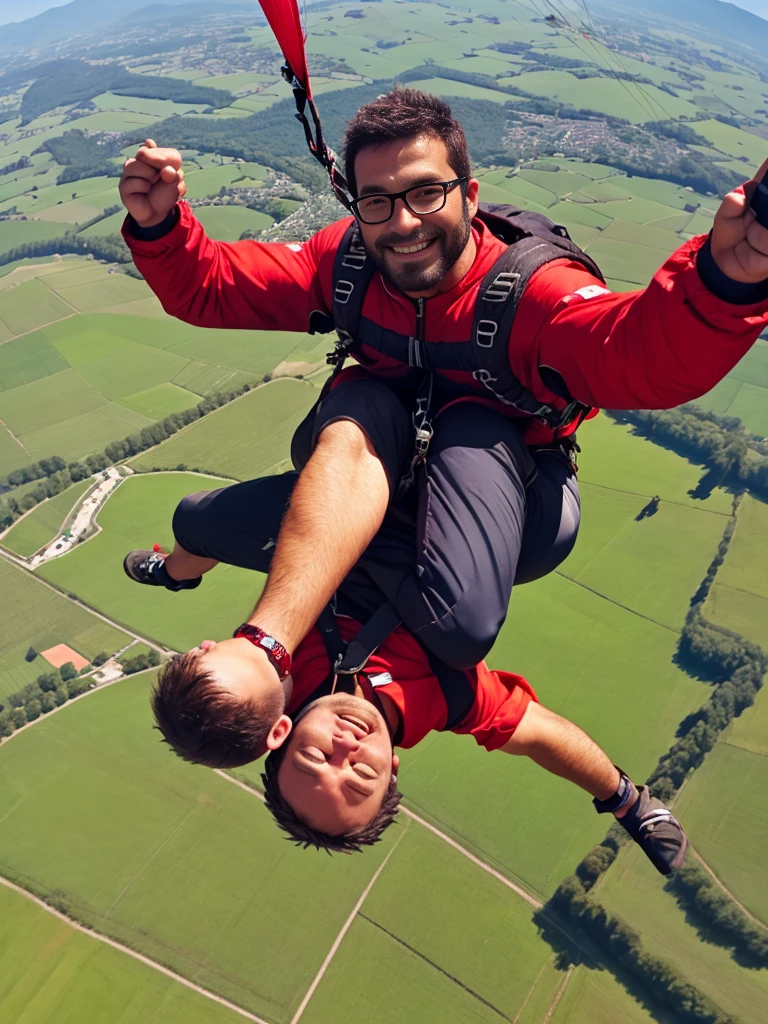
left=405, top=230, right=477, bottom=299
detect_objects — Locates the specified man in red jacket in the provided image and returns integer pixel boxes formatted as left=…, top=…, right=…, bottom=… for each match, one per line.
left=120, top=88, right=768, bottom=691
left=134, top=469, right=687, bottom=874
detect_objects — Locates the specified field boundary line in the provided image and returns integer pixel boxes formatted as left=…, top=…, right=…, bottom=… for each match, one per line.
left=0, top=666, right=157, bottom=750
left=578, top=479, right=731, bottom=517
left=359, top=911, right=515, bottom=1023
left=37, top=274, right=81, bottom=314
left=0, top=873, right=270, bottom=1024
left=0, top=415, right=31, bottom=457
left=511, top=957, right=554, bottom=1024
left=688, top=847, right=768, bottom=932
left=290, top=832, right=404, bottom=1024
left=211, top=770, right=544, bottom=910
left=399, top=806, right=543, bottom=909
left=0, top=311, right=78, bottom=346
left=554, top=572, right=681, bottom=634
left=0, top=548, right=170, bottom=655
left=542, top=963, right=574, bottom=1023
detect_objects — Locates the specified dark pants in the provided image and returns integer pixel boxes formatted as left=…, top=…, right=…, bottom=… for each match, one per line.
left=173, top=377, right=580, bottom=670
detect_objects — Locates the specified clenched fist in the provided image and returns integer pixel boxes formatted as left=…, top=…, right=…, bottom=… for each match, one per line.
left=712, top=157, right=768, bottom=284
left=119, top=139, right=186, bottom=228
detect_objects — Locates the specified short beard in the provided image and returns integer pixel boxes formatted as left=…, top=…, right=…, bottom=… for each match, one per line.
left=364, top=201, right=472, bottom=293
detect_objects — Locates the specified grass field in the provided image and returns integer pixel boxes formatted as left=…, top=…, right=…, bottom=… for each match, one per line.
left=0, top=557, right=130, bottom=700
left=131, top=378, right=319, bottom=479
left=694, top=339, right=768, bottom=438
left=1, top=478, right=92, bottom=558
left=599, top=842, right=768, bottom=1023
left=0, top=884, right=245, bottom=1024
left=195, top=205, right=273, bottom=241
left=704, top=494, right=768, bottom=647
left=0, top=277, right=74, bottom=336
left=0, top=219, right=73, bottom=257
left=37, top=473, right=261, bottom=652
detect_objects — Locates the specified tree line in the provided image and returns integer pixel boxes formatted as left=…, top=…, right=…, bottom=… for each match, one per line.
left=608, top=406, right=768, bottom=500
left=0, top=661, right=98, bottom=738
left=539, top=495, right=765, bottom=1022
left=0, top=380, right=261, bottom=531
left=0, top=232, right=136, bottom=271
left=18, top=58, right=233, bottom=125
left=0, top=155, right=30, bottom=177
left=35, top=130, right=121, bottom=185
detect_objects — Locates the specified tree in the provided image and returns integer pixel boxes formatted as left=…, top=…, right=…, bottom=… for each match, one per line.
left=24, top=699, right=42, bottom=722
left=36, top=671, right=59, bottom=692
left=91, top=651, right=109, bottom=667
left=11, top=707, right=26, bottom=729
left=59, top=662, right=77, bottom=681
left=40, top=692, right=55, bottom=714
left=53, top=686, right=68, bottom=707
left=148, top=648, right=161, bottom=667
left=0, top=712, right=13, bottom=738
left=25, top=646, right=37, bottom=662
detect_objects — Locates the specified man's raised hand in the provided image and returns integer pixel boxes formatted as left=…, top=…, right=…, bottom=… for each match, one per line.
left=119, top=139, right=186, bottom=228
left=711, top=157, right=768, bottom=284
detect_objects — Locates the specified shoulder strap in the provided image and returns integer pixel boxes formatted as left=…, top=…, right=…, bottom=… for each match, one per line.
left=471, top=215, right=604, bottom=430
left=329, top=222, right=375, bottom=364
left=336, top=602, right=402, bottom=674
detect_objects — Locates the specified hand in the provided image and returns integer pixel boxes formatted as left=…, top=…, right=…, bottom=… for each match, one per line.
left=711, top=157, right=768, bottom=284
left=118, top=139, right=186, bottom=228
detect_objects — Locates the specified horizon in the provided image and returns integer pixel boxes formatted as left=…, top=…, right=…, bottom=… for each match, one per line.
left=1, top=0, right=768, bottom=29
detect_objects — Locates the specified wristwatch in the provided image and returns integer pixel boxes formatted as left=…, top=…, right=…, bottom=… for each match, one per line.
left=232, top=624, right=292, bottom=679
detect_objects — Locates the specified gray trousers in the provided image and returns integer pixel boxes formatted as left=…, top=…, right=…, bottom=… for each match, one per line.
left=173, top=378, right=580, bottom=670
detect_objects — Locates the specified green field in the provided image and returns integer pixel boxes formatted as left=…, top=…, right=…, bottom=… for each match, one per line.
left=600, top=842, right=768, bottom=1023
left=195, top=205, right=273, bottom=241
left=131, top=377, right=319, bottom=479
left=0, top=277, right=74, bottom=336
left=0, top=218, right=73, bottom=257
left=37, top=473, right=261, bottom=652
left=1, top=478, right=92, bottom=558
left=704, top=494, right=768, bottom=647
left=0, top=557, right=130, bottom=700
left=0, top=883, right=245, bottom=1024
left=694, top=339, right=768, bottom=437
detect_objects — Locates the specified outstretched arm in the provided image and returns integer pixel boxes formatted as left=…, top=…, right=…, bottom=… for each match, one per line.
left=499, top=701, right=629, bottom=805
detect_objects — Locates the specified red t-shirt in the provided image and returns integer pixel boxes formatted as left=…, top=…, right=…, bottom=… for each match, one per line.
left=286, top=615, right=537, bottom=752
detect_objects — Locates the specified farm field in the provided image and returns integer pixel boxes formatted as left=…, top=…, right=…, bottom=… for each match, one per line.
left=0, top=674, right=569, bottom=1022
left=0, top=884, right=244, bottom=1024
left=131, top=377, right=319, bottom=479
left=37, top=473, right=261, bottom=651
left=0, top=556, right=130, bottom=700
left=695, top=339, right=768, bottom=437
left=1, top=477, right=92, bottom=557
left=194, top=204, right=273, bottom=240
left=599, top=843, right=768, bottom=1024
left=704, top=494, right=768, bottom=647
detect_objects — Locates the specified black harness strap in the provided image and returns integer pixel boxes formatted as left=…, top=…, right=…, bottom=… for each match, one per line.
left=336, top=602, right=402, bottom=674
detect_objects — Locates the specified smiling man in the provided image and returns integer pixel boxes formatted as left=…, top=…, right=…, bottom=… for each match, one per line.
left=120, top=87, right=768, bottom=718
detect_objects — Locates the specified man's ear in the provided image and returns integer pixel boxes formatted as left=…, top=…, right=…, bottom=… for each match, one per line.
left=266, top=714, right=293, bottom=750
left=392, top=753, right=400, bottom=774
left=466, top=177, right=480, bottom=218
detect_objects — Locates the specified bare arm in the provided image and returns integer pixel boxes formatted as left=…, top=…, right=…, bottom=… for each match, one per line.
left=499, top=701, right=620, bottom=802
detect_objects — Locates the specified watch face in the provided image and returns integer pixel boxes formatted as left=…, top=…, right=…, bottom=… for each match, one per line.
left=261, top=636, right=277, bottom=650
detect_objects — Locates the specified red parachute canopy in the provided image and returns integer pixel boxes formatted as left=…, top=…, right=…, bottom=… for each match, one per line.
left=258, top=0, right=312, bottom=98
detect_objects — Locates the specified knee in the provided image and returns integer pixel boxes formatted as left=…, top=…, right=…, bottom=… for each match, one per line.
left=417, top=614, right=499, bottom=671
left=171, top=491, right=209, bottom=550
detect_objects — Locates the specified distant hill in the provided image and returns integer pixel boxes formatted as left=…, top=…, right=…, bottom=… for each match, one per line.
left=0, top=0, right=249, bottom=56
left=608, top=0, right=768, bottom=51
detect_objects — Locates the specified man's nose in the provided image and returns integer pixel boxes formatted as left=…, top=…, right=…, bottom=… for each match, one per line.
left=390, top=197, right=422, bottom=234
left=330, top=729, right=361, bottom=761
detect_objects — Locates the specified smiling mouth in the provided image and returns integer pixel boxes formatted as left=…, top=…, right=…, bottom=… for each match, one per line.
left=387, top=238, right=436, bottom=255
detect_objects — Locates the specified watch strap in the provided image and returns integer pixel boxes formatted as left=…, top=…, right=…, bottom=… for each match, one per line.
left=233, top=624, right=292, bottom=679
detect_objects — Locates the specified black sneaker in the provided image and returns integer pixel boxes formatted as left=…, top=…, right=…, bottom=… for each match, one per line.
left=618, top=787, right=688, bottom=876
left=122, top=550, right=201, bottom=592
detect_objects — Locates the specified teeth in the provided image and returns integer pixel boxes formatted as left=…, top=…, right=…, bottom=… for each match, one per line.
left=391, top=240, right=430, bottom=254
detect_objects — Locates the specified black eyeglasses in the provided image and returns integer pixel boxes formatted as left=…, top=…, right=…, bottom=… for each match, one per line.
left=348, top=177, right=469, bottom=225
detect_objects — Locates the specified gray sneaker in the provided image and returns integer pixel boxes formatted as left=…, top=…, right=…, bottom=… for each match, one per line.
left=618, top=787, right=688, bottom=876
left=122, top=549, right=201, bottom=592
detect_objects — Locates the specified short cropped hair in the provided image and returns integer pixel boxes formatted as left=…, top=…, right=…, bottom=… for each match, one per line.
left=343, top=87, right=471, bottom=198
left=261, top=744, right=402, bottom=854
left=151, top=651, right=284, bottom=769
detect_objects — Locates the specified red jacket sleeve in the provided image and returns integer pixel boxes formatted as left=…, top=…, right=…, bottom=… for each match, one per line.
left=510, top=234, right=768, bottom=411
left=122, top=203, right=352, bottom=333
left=451, top=666, right=538, bottom=752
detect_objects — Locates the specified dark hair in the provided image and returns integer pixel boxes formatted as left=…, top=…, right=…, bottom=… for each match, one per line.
left=261, top=744, right=402, bottom=854
left=343, top=87, right=471, bottom=198
left=151, top=651, right=284, bottom=769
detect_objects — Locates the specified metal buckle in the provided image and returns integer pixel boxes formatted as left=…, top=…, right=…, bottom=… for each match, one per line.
left=341, top=252, right=367, bottom=270
left=485, top=271, right=520, bottom=303
left=476, top=320, right=498, bottom=348
left=414, top=424, right=433, bottom=457
left=334, top=280, right=354, bottom=305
